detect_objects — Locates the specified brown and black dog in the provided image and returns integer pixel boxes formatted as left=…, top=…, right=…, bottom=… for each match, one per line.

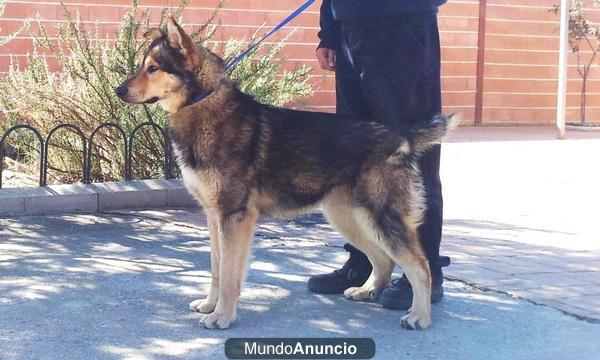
left=116, top=17, right=457, bottom=330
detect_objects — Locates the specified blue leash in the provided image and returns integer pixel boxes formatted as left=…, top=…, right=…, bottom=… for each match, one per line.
left=192, top=0, right=316, bottom=103
left=225, top=0, right=316, bottom=70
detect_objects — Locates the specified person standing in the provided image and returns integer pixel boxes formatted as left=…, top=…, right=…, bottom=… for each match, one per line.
left=308, top=0, right=450, bottom=310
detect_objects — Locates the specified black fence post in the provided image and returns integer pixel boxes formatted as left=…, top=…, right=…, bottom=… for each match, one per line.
left=43, top=124, right=87, bottom=187
left=0, top=124, right=45, bottom=189
left=129, top=122, right=170, bottom=181
left=88, top=123, right=128, bottom=184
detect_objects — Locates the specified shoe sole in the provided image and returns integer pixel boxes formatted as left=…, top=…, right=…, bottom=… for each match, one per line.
left=307, top=280, right=348, bottom=294
left=378, top=288, right=444, bottom=310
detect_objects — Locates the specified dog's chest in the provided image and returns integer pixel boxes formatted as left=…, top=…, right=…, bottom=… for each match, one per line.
left=173, top=143, right=219, bottom=206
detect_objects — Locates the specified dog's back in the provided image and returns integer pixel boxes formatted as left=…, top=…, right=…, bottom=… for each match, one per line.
left=168, top=82, right=455, bottom=219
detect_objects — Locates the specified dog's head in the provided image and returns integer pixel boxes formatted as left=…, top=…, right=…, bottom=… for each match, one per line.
left=115, top=17, right=225, bottom=113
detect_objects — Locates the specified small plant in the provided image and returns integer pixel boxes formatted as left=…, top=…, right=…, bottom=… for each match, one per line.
left=0, top=0, right=313, bottom=185
left=552, top=0, right=600, bottom=125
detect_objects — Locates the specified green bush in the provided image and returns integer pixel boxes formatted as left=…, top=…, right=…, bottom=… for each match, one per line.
left=0, top=0, right=313, bottom=184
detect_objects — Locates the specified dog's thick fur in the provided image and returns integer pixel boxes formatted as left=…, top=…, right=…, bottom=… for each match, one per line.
left=117, top=18, right=457, bottom=330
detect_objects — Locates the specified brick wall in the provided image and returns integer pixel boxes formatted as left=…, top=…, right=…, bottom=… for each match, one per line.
left=439, top=0, right=480, bottom=125
left=483, top=1, right=600, bottom=125
left=1, top=0, right=600, bottom=125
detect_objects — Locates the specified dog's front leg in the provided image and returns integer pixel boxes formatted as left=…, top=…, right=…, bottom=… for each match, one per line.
left=190, top=212, right=220, bottom=314
left=201, top=208, right=257, bottom=329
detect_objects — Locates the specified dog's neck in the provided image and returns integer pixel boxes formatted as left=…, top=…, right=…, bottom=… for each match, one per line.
left=160, top=50, right=227, bottom=114
left=168, top=78, right=233, bottom=120
left=158, top=75, right=225, bottom=114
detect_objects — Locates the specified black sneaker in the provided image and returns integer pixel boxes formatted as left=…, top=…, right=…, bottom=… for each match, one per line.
left=378, top=256, right=450, bottom=310
left=307, top=244, right=373, bottom=294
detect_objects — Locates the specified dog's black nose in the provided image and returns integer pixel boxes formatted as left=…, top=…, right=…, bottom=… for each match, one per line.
left=115, top=85, right=128, bottom=97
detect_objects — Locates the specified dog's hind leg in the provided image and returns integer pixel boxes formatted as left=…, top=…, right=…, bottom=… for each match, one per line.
left=190, top=212, right=220, bottom=314
left=322, top=190, right=395, bottom=302
left=201, top=208, right=257, bottom=330
left=382, top=219, right=431, bottom=330
left=353, top=205, right=431, bottom=330
left=392, top=228, right=431, bottom=330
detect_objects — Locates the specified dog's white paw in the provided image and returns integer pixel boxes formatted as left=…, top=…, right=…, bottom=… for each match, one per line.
left=400, top=312, right=431, bottom=330
left=189, top=298, right=217, bottom=314
left=343, top=286, right=381, bottom=301
left=200, top=312, right=235, bottom=330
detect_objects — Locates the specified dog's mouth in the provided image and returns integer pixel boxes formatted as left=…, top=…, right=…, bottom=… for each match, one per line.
left=144, top=97, right=160, bottom=104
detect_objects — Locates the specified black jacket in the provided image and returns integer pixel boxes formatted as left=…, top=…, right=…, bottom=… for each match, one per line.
left=318, top=0, right=447, bottom=49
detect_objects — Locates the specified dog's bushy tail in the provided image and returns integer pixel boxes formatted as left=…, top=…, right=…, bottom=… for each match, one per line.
left=411, top=113, right=459, bottom=156
left=385, top=114, right=458, bottom=166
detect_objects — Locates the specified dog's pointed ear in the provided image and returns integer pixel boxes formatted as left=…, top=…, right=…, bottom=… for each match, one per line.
left=143, top=28, right=165, bottom=44
left=166, top=16, right=194, bottom=55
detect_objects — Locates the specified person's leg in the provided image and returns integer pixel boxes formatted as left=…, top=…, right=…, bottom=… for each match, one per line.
left=334, top=42, right=373, bottom=120
left=309, top=13, right=448, bottom=299
left=408, top=14, right=445, bottom=294
left=417, top=145, right=443, bottom=284
left=307, top=42, right=374, bottom=294
left=340, top=12, right=447, bottom=309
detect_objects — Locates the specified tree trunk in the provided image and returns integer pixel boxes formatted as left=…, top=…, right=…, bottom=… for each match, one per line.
left=580, top=75, right=587, bottom=126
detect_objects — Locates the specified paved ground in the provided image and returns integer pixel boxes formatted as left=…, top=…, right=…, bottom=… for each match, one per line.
left=1, top=126, right=600, bottom=359
left=443, top=126, right=600, bottom=321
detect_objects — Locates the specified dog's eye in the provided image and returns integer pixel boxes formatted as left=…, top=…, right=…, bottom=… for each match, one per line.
left=147, top=65, right=159, bottom=74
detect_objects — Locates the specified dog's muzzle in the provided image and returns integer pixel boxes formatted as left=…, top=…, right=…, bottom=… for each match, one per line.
left=115, top=84, right=158, bottom=104
left=115, top=85, right=128, bottom=99
left=115, top=84, right=129, bottom=102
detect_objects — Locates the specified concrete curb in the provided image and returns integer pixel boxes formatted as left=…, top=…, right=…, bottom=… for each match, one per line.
left=0, top=179, right=197, bottom=216
left=566, top=124, right=600, bottom=132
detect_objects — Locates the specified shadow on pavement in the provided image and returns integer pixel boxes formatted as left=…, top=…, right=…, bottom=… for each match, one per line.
left=1, top=211, right=599, bottom=359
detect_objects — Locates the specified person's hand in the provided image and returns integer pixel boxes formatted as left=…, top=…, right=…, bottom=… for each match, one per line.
left=316, top=47, right=335, bottom=71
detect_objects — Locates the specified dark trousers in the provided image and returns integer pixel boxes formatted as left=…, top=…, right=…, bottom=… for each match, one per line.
left=335, top=12, right=444, bottom=281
